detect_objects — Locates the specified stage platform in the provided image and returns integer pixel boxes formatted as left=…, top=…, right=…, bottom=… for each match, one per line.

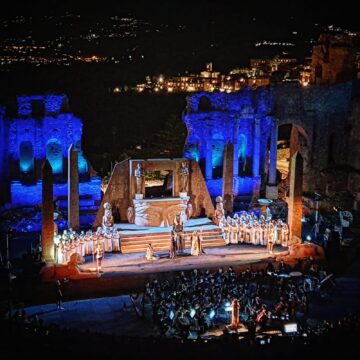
left=30, top=244, right=287, bottom=306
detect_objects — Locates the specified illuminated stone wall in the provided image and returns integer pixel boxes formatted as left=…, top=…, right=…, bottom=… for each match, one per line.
left=184, top=82, right=358, bottom=201
left=8, top=96, right=88, bottom=178
left=0, top=95, right=101, bottom=226
left=0, top=106, right=8, bottom=203
left=183, top=87, right=273, bottom=198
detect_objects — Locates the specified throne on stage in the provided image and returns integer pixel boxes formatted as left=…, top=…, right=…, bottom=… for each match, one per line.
left=130, top=159, right=191, bottom=227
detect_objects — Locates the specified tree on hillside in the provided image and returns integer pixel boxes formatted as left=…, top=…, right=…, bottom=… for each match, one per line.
left=118, top=114, right=187, bottom=160
left=153, top=114, right=187, bottom=157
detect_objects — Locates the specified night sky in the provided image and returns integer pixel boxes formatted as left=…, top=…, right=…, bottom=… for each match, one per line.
left=0, top=0, right=358, bottom=174
left=2, top=0, right=358, bottom=26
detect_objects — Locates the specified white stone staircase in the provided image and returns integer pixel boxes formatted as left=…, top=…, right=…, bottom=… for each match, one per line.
left=120, top=227, right=225, bottom=254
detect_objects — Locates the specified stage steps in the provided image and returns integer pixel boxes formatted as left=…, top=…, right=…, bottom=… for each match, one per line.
left=120, top=228, right=226, bottom=254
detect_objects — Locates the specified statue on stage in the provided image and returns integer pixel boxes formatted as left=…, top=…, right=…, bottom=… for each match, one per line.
left=40, top=253, right=100, bottom=281
left=186, top=203, right=193, bottom=220
left=173, top=213, right=184, bottom=232
left=179, top=161, right=189, bottom=194
left=134, top=163, right=145, bottom=195
left=214, top=196, right=225, bottom=225
left=275, top=236, right=325, bottom=262
left=102, top=202, right=114, bottom=235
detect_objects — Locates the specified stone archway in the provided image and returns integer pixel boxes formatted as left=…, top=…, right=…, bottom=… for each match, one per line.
left=237, top=134, right=247, bottom=176
left=46, top=138, right=63, bottom=175
left=212, top=133, right=225, bottom=179
left=19, top=141, right=34, bottom=175
left=75, top=140, right=88, bottom=175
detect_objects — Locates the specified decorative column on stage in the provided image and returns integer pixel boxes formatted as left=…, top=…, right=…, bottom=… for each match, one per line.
left=68, top=144, right=79, bottom=230
left=288, top=152, right=303, bottom=239
left=41, top=160, right=55, bottom=263
left=266, top=117, right=279, bottom=199
left=222, top=141, right=234, bottom=215
left=232, top=118, right=240, bottom=177
left=205, top=139, right=213, bottom=180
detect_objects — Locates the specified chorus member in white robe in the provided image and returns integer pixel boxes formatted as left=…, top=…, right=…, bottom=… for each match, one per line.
left=74, top=236, right=80, bottom=256
left=69, top=239, right=76, bottom=258
left=250, top=223, right=256, bottom=245
left=90, top=231, right=98, bottom=256
left=230, top=220, right=238, bottom=244
left=63, top=241, right=70, bottom=263
left=239, top=222, right=246, bottom=243
left=77, top=231, right=84, bottom=257
left=57, top=240, right=64, bottom=264
left=237, top=221, right=242, bottom=243
left=277, top=220, right=283, bottom=245
left=260, top=223, right=266, bottom=246
left=281, top=223, right=290, bottom=247
left=254, top=223, right=261, bottom=245
left=219, top=216, right=226, bottom=240
left=84, top=231, right=92, bottom=255
left=223, top=221, right=231, bottom=245
left=245, top=223, right=252, bottom=244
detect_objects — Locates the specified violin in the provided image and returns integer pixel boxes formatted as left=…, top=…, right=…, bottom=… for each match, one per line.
left=256, top=309, right=267, bottom=323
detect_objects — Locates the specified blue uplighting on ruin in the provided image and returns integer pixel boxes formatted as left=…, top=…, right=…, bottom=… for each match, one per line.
left=0, top=94, right=101, bottom=227
left=183, top=88, right=273, bottom=197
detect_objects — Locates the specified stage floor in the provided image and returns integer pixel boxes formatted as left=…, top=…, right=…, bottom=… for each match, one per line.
left=81, top=244, right=287, bottom=277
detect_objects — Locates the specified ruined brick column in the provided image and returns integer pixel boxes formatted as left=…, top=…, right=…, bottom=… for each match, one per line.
left=222, top=142, right=234, bottom=215
left=41, top=159, right=55, bottom=263
left=68, top=144, right=79, bottom=230
left=232, top=119, right=240, bottom=177
left=288, top=152, right=303, bottom=239
left=252, top=117, right=261, bottom=177
left=266, top=118, right=278, bottom=199
left=205, top=139, right=213, bottom=180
